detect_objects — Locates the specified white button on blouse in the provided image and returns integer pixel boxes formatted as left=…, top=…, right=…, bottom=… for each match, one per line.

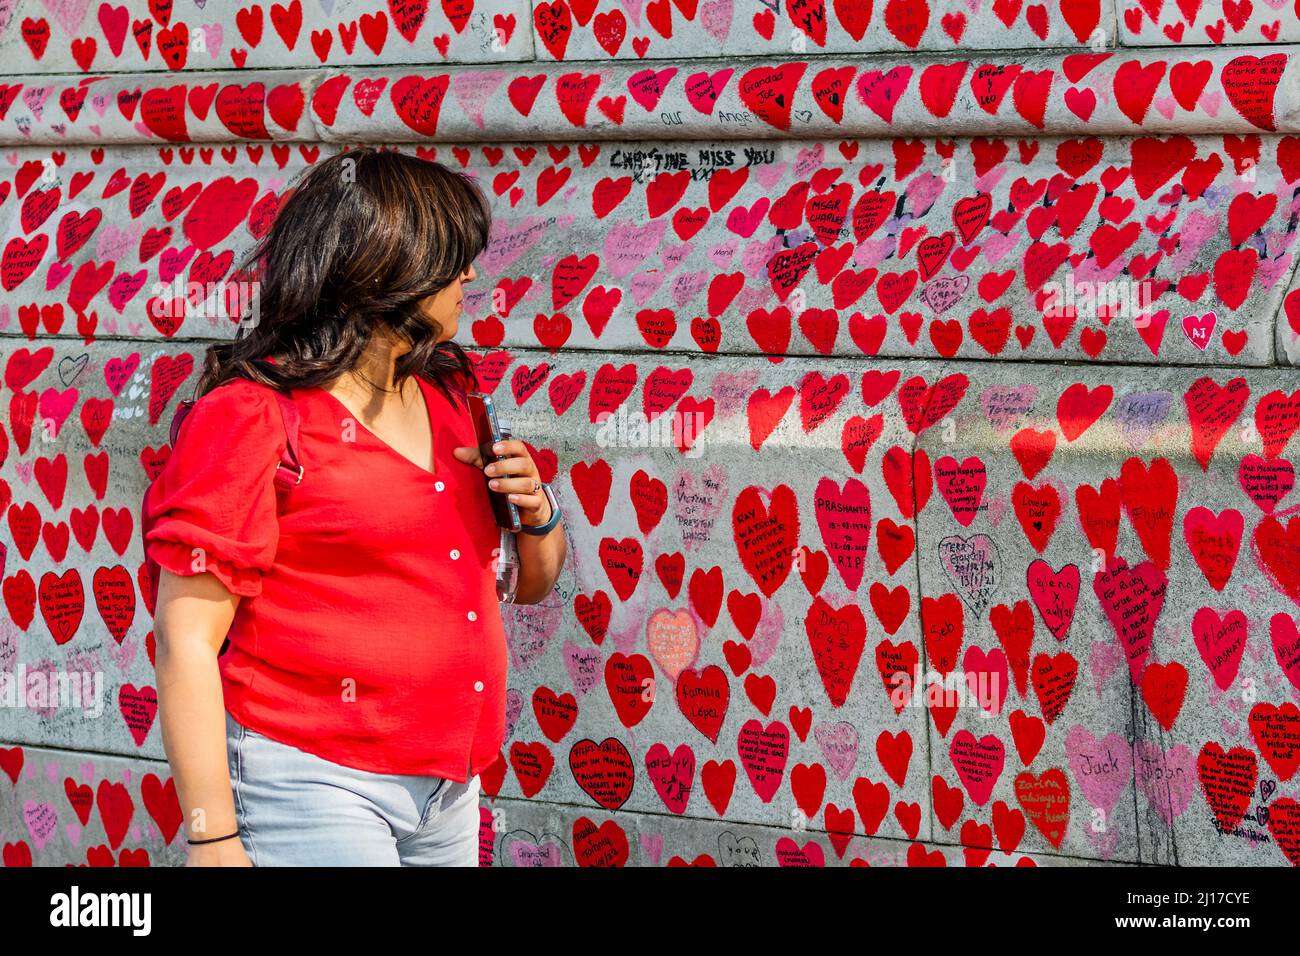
left=450, top=549, right=460, bottom=560
left=467, top=611, right=477, bottom=621
left=474, top=680, right=484, bottom=692
left=434, top=481, right=445, bottom=491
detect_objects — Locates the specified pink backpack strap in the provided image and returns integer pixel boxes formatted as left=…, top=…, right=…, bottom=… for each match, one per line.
left=270, top=389, right=303, bottom=490
left=165, top=386, right=303, bottom=491
left=168, top=399, right=195, bottom=447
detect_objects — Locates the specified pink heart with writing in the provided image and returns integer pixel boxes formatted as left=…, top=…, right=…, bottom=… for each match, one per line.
left=813, top=721, right=860, bottom=781
left=647, top=607, right=700, bottom=682
left=1065, top=726, right=1132, bottom=815
left=562, top=640, right=603, bottom=697
left=1133, top=741, right=1194, bottom=826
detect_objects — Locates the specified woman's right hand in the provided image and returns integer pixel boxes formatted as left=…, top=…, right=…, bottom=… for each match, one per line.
left=186, top=838, right=253, bottom=867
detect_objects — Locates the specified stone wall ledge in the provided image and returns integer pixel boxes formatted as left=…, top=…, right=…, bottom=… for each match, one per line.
left=0, top=47, right=1297, bottom=145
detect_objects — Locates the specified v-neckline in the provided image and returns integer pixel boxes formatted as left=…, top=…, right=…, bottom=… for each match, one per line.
left=307, top=375, right=439, bottom=479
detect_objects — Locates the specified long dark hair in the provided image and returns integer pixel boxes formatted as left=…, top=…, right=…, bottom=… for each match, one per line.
left=190, top=145, right=491, bottom=408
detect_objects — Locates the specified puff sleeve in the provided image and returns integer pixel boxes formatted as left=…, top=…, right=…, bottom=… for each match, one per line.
left=143, top=379, right=287, bottom=599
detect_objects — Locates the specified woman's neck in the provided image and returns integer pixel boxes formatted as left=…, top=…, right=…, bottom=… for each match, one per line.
left=335, top=335, right=418, bottom=403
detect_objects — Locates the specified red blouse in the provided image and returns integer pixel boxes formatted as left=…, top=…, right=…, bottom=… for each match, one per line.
left=142, top=371, right=508, bottom=780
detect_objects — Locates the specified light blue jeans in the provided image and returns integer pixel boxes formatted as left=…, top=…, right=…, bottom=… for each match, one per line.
left=225, top=711, right=482, bottom=866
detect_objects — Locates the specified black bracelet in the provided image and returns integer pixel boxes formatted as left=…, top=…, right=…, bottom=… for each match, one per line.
left=187, top=830, right=241, bottom=846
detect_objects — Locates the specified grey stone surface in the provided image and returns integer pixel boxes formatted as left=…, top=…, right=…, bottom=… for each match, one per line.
left=0, top=744, right=185, bottom=867
left=4, top=49, right=1300, bottom=144
left=482, top=794, right=1130, bottom=865
left=315, top=50, right=1300, bottom=140
left=0, top=0, right=535, bottom=72
left=914, top=362, right=1300, bottom=866
left=529, top=0, right=1121, bottom=60
left=0, top=741, right=1126, bottom=867
left=1, top=137, right=1295, bottom=368
left=3, top=343, right=1298, bottom=866
left=1119, top=2, right=1300, bottom=46
left=2, top=0, right=1299, bottom=871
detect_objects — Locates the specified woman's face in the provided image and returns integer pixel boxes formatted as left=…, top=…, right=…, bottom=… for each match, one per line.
left=420, top=262, right=477, bottom=342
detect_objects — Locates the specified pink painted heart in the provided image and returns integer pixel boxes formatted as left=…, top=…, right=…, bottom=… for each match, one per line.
left=603, top=218, right=668, bottom=280
left=814, top=476, right=872, bottom=592
left=37, top=388, right=79, bottom=436
left=646, top=607, right=700, bottom=682
left=774, top=836, right=826, bottom=866
left=23, top=800, right=58, bottom=850
left=504, top=689, right=524, bottom=739
left=478, top=216, right=552, bottom=274
left=905, top=173, right=946, bottom=218
left=609, top=615, right=644, bottom=658
left=1133, top=740, right=1194, bottom=826
left=1065, top=726, right=1132, bottom=816
left=938, top=534, right=1001, bottom=616
left=737, top=719, right=789, bottom=803
left=1027, top=560, right=1080, bottom=641
left=672, top=464, right=727, bottom=552
left=107, top=270, right=148, bottom=312
left=935, top=456, right=987, bottom=527
left=118, top=683, right=157, bottom=746
left=813, top=721, right=860, bottom=781
left=920, top=275, right=970, bottom=314
left=748, top=598, right=785, bottom=669
left=710, top=369, right=762, bottom=418
left=980, top=384, right=1037, bottom=433
left=503, top=600, right=563, bottom=670
left=1192, top=608, right=1248, bottom=691
left=1084, top=820, right=1120, bottom=860
left=1238, top=454, right=1294, bottom=514
left=1271, top=614, right=1300, bottom=692
left=639, top=831, right=664, bottom=865
left=562, top=640, right=604, bottom=697
left=507, top=835, right=566, bottom=866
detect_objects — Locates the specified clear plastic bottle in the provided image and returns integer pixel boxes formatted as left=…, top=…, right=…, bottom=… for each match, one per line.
left=493, top=418, right=520, bottom=603
left=495, top=526, right=519, bottom=603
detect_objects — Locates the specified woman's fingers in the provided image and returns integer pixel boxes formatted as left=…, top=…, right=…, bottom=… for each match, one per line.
left=489, top=438, right=527, bottom=458
left=509, top=489, right=548, bottom=514
left=456, top=445, right=543, bottom=494
left=452, top=445, right=485, bottom=469
left=507, top=486, right=552, bottom=525
left=484, top=454, right=536, bottom=479
left=488, top=475, right=542, bottom=495
left=466, top=437, right=552, bottom=525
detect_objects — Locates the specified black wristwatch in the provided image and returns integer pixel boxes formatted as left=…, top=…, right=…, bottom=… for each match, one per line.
left=519, top=482, right=562, bottom=536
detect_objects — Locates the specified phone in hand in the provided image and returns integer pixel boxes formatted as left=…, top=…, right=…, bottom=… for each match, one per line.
left=467, top=391, right=521, bottom=533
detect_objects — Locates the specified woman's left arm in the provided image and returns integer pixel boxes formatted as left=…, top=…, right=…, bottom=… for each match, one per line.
left=454, top=438, right=567, bottom=604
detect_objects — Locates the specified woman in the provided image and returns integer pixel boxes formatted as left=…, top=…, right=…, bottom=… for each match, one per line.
left=143, top=147, right=566, bottom=866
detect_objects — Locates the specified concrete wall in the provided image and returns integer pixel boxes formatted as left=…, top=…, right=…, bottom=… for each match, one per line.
left=1, top=1, right=1298, bottom=867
